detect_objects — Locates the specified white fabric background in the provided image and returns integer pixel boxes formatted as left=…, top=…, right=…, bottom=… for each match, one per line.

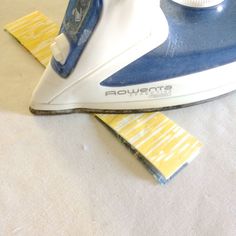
left=0, top=1, right=236, bottom=235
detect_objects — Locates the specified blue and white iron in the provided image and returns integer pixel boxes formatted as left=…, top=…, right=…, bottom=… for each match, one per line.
left=30, top=0, right=236, bottom=114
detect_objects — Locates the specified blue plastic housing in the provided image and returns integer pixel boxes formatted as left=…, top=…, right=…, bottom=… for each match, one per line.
left=101, top=0, right=236, bottom=87
left=51, top=0, right=103, bottom=78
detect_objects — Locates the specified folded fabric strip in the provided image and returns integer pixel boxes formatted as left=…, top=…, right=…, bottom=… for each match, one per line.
left=96, top=113, right=202, bottom=184
left=4, top=11, right=59, bottom=67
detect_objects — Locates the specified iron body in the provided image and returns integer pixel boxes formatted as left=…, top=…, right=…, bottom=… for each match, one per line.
left=30, top=0, right=236, bottom=114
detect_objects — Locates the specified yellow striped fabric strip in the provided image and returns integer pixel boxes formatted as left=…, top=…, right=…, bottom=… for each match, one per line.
left=5, top=12, right=203, bottom=183
left=4, top=11, right=59, bottom=67
left=96, top=113, right=202, bottom=182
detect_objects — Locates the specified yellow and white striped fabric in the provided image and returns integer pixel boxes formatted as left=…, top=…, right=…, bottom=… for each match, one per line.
left=4, top=11, right=59, bottom=67
left=5, top=12, right=203, bottom=183
left=96, top=113, right=202, bottom=182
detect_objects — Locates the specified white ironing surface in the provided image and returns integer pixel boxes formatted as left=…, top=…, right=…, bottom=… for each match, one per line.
left=0, top=0, right=236, bottom=235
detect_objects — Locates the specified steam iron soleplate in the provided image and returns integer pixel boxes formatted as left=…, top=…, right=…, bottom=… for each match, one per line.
left=29, top=93, right=232, bottom=115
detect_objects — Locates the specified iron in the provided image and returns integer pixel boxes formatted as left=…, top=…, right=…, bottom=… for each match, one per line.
left=30, top=0, right=236, bottom=114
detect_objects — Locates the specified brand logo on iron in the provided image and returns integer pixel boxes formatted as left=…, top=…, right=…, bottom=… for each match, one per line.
left=105, top=85, right=173, bottom=98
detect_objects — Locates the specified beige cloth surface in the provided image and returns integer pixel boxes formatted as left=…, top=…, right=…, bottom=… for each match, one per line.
left=0, top=1, right=236, bottom=235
